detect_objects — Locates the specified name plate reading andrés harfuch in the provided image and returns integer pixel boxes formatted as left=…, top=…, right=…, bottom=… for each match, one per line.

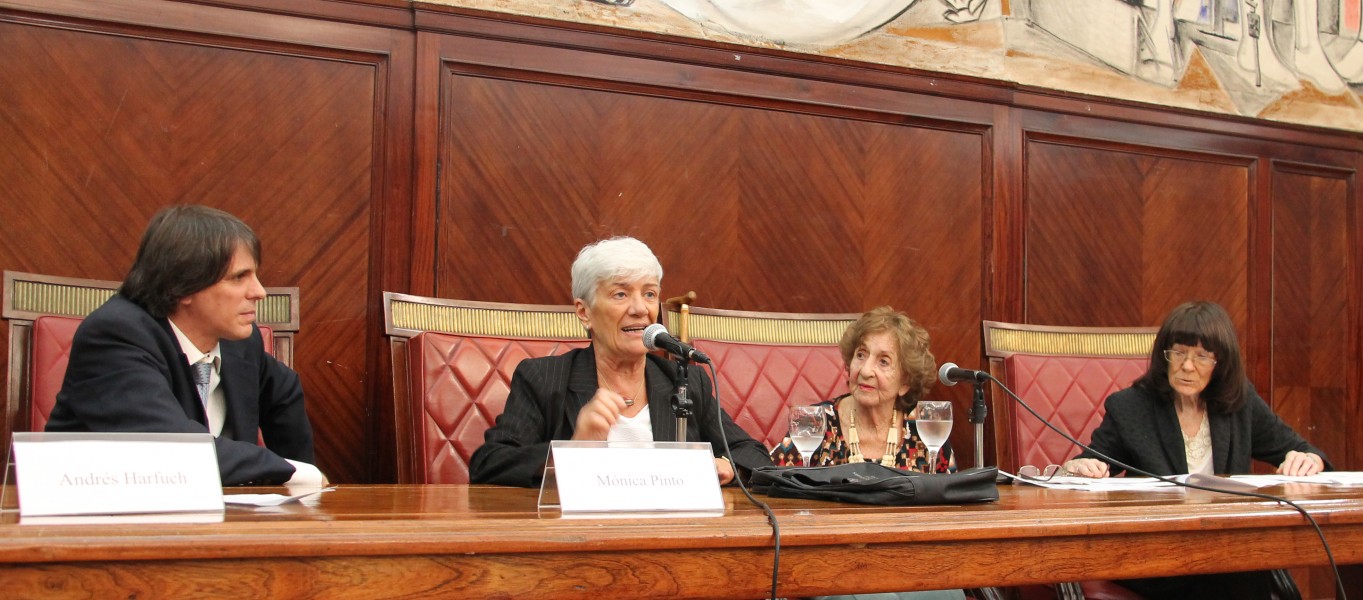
left=548, top=440, right=724, bottom=516
left=12, top=432, right=224, bottom=520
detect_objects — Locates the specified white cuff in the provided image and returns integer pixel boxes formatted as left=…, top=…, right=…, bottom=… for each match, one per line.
left=284, top=459, right=326, bottom=487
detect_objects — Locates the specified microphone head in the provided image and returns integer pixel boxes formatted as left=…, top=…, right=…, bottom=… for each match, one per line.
left=937, top=362, right=959, bottom=387
left=642, top=323, right=668, bottom=351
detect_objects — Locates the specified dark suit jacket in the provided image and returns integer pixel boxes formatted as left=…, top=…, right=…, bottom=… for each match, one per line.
left=1075, top=382, right=1328, bottom=476
left=46, top=294, right=315, bottom=485
left=468, top=346, right=773, bottom=487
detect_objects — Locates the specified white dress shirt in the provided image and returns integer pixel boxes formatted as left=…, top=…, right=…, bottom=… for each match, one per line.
left=168, top=320, right=225, bottom=436
left=168, top=320, right=325, bottom=486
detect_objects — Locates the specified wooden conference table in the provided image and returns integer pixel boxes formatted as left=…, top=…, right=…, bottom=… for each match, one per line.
left=2, top=482, right=1363, bottom=599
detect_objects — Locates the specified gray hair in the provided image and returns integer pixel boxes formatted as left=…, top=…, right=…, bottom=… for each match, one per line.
left=570, top=236, right=664, bottom=306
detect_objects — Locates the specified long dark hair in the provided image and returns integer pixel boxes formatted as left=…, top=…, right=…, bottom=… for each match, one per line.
left=1134, top=301, right=1246, bottom=414
left=120, top=205, right=260, bottom=318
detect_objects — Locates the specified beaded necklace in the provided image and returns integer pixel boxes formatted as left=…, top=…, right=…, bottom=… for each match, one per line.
left=840, top=400, right=901, bottom=468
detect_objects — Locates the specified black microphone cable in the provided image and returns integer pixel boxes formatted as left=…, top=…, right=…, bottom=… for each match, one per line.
left=701, top=360, right=782, bottom=600
left=987, top=373, right=1347, bottom=600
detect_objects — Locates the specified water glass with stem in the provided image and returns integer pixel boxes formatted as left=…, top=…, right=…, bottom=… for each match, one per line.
left=915, top=400, right=952, bottom=473
left=787, top=405, right=826, bottom=465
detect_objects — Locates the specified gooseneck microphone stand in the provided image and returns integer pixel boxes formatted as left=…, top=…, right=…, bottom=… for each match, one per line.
left=670, top=357, right=694, bottom=442
left=969, top=380, right=987, bottom=468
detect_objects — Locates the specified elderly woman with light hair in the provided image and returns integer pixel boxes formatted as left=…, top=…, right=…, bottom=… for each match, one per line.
left=469, top=236, right=771, bottom=487
left=771, top=306, right=956, bottom=474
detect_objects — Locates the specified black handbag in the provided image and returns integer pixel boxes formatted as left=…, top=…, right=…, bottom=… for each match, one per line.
left=750, top=462, right=999, bottom=506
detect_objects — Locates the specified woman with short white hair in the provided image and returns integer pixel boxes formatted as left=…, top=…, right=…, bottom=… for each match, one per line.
left=470, top=236, right=771, bottom=487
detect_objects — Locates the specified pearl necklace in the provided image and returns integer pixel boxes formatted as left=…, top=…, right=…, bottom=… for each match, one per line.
left=841, top=401, right=901, bottom=468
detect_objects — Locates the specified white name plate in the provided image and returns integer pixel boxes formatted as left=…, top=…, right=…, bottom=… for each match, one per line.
left=547, top=440, right=724, bottom=516
left=12, top=432, right=225, bottom=520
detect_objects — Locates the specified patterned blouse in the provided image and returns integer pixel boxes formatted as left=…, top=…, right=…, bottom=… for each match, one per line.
left=770, top=395, right=957, bottom=474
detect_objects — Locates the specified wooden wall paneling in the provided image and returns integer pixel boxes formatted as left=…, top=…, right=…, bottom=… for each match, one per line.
left=983, top=104, right=1021, bottom=467
left=1021, top=131, right=1253, bottom=330
left=409, top=31, right=443, bottom=298
left=1268, top=158, right=1359, bottom=600
left=412, top=5, right=1017, bottom=114
left=1270, top=163, right=1355, bottom=472
left=180, top=0, right=414, bottom=29
left=362, top=14, right=415, bottom=486
left=422, top=30, right=994, bottom=464
left=0, top=0, right=414, bottom=483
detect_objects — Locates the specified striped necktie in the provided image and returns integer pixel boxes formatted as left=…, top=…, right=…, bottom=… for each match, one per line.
left=193, top=360, right=213, bottom=405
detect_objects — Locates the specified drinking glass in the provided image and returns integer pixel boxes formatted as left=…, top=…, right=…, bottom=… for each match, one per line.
left=916, top=401, right=952, bottom=473
left=787, top=406, right=827, bottom=465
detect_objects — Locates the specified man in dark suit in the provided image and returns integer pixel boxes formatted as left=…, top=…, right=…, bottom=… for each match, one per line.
left=46, top=205, right=324, bottom=486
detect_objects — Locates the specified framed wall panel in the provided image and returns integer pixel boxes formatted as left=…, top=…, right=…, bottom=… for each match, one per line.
left=419, top=29, right=993, bottom=463
left=1023, top=135, right=1253, bottom=330
left=1270, top=163, right=1356, bottom=476
left=0, top=0, right=414, bottom=483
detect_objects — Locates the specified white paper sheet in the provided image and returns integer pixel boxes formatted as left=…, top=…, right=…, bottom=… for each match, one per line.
left=1006, top=471, right=1363, bottom=492
left=224, top=487, right=333, bottom=507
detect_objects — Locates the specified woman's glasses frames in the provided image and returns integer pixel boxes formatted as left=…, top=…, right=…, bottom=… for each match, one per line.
left=1164, top=348, right=1216, bottom=368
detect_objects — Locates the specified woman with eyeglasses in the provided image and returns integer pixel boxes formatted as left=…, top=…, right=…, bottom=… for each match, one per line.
left=1062, top=300, right=1328, bottom=599
left=1063, top=300, right=1327, bottom=479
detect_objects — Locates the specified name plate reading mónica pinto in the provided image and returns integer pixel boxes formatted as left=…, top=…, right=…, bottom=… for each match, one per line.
left=12, top=432, right=224, bottom=521
left=547, top=441, right=724, bottom=517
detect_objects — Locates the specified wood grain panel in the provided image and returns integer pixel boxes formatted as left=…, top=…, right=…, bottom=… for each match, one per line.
left=1271, top=166, right=1353, bottom=474
left=0, top=7, right=408, bottom=483
left=432, top=65, right=986, bottom=460
left=1024, top=138, right=1250, bottom=330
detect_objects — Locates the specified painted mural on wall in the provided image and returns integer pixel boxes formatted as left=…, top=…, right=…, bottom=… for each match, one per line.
left=425, top=0, right=1363, bottom=131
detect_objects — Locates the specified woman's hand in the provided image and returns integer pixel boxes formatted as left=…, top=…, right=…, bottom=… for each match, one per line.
left=571, top=389, right=629, bottom=441
left=1277, top=451, right=1325, bottom=477
left=714, top=457, right=735, bottom=485
left=1062, top=458, right=1109, bottom=478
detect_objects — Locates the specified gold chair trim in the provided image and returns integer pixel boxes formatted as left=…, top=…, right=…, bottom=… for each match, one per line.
left=256, top=294, right=293, bottom=327
left=986, top=328, right=1155, bottom=357
left=9, top=277, right=296, bottom=328
left=11, top=280, right=114, bottom=318
left=390, top=300, right=588, bottom=339
left=686, top=313, right=853, bottom=345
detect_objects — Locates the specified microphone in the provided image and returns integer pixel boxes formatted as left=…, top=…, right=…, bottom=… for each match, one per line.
left=938, top=362, right=988, bottom=386
left=642, top=323, right=711, bottom=363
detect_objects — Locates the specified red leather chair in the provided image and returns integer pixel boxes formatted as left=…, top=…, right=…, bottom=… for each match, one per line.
left=984, top=320, right=1156, bottom=600
left=668, top=303, right=860, bottom=450
left=693, top=340, right=846, bottom=449
left=384, top=292, right=590, bottom=484
left=4, top=270, right=299, bottom=459
left=27, top=316, right=82, bottom=432
left=993, top=353, right=1150, bottom=473
left=982, top=320, right=1157, bottom=477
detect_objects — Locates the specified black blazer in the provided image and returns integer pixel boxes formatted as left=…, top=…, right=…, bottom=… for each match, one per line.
left=46, top=294, right=315, bottom=485
left=469, top=345, right=773, bottom=487
left=1075, top=382, right=1328, bottom=476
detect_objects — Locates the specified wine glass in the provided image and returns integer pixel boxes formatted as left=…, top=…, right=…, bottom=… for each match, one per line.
left=787, top=406, right=826, bottom=466
left=916, top=401, right=952, bottom=473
